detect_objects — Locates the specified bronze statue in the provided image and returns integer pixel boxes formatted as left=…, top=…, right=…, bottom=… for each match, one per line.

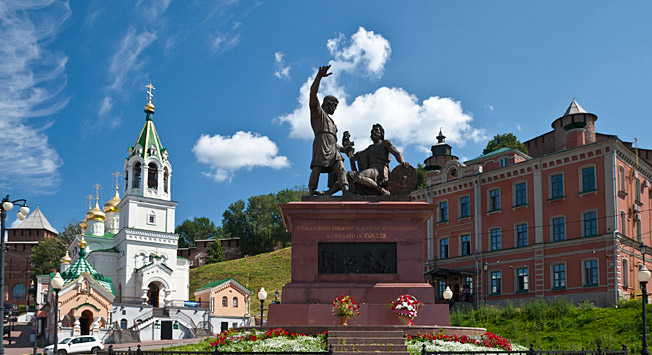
left=308, top=65, right=349, bottom=196
left=346, top=123, right=410, bottom=195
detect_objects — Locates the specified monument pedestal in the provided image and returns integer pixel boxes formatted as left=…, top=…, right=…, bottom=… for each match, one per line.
left=267, top=200, right=450, bottom=326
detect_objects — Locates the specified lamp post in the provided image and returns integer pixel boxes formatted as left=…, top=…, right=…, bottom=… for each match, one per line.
left=483, top=261, right=488, bottom=305
left=0, top=195, right=29, bottom=355
left=51, top=273, right=64, bottom=355
left=639, top=242, right=651, bottom=355
left=443, top=286, right=453, bottom=309
left=274, top=290, right=279, bottom=304
left=257, top=287, right=267, bottom=327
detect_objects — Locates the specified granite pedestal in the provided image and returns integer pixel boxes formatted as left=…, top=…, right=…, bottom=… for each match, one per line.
left=267, top=199, right=450, bottom=326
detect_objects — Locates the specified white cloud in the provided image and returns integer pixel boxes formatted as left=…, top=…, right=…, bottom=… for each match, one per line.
left=0, top=0, right=69, bottom=194
left=136, top=0, right=170, bottom=22
left=274, top=51, right=291, bottom=80
left=98, top=28, right=157, bottom=125
left=211, top=32, right=241, bottom=54
left=327, top=27, right=391, bottom=78
left=276, top=27, right=486, bottom=152
left=192, top=131, right=290, bottom=182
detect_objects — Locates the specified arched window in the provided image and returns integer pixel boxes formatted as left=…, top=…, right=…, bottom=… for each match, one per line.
left=163, top=167, right=169, bottom=193
left=11, top=284, right=25, bottom=300
left=222, top=296, right=227, bottom=307
left=147, top=163, right=158, bottom=189
left=120, top=319, right=127, bottom=329
left=232, top=297, right=238, bottom=307
left=133, top=162, right=141, bottom=188
left=124, top=169, right=129, bottom=191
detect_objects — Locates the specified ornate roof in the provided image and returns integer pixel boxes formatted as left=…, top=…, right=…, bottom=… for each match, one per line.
left=129, top=109, right=168, bottom=162
left=62, top=246, right=114, bottom=295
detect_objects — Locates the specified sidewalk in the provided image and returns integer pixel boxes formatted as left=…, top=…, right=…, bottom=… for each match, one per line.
left=2, top=323, right=206, bottom=355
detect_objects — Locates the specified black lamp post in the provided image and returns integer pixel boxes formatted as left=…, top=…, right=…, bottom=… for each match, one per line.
left=257, top=287, right=267, bottom=327
left=274, top=290, right=279, bottom=304
left=640, top=243, right=651, bottom=355
left=51, top=272, right=64, bottom=355
left=0, top=195, right=29, bottom=355
left=483, top=261, right=488, bottom=305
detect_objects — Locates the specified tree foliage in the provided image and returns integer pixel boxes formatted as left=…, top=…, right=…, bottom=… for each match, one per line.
left=204, top=240, right=226, bottom=265
left=60, top=221, right=81, bottom=246
left=482, top=133, right=528, bottom=155
left=30, top=237, right=66, bottom=279
left=415, top=163, right=427, bottom=190
left=221, top=186, right=307, bottom=256
left=175, top=217, right=221, bottom=248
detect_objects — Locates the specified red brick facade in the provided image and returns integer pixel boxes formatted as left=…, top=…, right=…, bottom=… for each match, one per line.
left=412, top=101, right=652, bottom=307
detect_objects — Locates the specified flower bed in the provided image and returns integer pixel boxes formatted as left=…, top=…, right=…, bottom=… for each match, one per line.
left=406, top=331, right=527, bottom=354
left=168, top=328, right=523, bottom=354
left=208, top=328, right=327, bottom=352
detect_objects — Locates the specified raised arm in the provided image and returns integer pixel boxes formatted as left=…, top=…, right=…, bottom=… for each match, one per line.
left=310, top=65, right=332, bottom=109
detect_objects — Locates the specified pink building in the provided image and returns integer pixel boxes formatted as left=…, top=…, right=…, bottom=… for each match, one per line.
left=412, top=99, right=651, bottom=307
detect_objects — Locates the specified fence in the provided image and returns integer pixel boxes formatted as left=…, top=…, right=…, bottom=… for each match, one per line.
left=421, top=344, right=629, bottom=355
left=101, top=345, right=332, bottom=355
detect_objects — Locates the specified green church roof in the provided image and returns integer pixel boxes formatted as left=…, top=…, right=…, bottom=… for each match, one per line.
left=130, top=111, right=167, bottom=162
left=62, top=247, right=114, bottom=295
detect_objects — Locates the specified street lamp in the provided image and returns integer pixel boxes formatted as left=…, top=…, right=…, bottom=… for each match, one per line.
left=638, top=249, right=650, bottom=355
left=0, top=195, right=29, bottom=355
left=274, top=290, right=280, bottom=304
left=51, top=273, right=64, bottom=355
left=257, top=287, right=267, bottom=327
left=483, top=261, right=489, bottom=305
left=443, top=286, right=453, bottom=309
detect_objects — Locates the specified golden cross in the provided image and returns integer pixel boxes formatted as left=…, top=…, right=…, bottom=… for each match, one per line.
left=93, top=183, right=102, bottom=201
left=112, top=171, right=121, bottom=189
left=85, top=195, right=93, bottom=210
left=146, top=83, right=155, bottom=102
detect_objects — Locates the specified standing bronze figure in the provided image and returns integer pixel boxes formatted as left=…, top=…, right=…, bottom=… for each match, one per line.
left=308, top=65, right=349, bottom=195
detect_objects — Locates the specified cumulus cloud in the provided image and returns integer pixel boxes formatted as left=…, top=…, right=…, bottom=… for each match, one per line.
left=274, top=52, right=291, bottom=80
left=192, top=131, right=290, bottom=182
left=0, top=0, right=70, bottom=194
left=276, top=27, right=486, bottom=151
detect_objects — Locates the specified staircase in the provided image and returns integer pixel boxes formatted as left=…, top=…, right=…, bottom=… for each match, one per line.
left=328, top=330, right=408, bottom=355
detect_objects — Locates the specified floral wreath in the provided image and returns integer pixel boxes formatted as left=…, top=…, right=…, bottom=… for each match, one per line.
left=391, top=294, right=421, bottom=325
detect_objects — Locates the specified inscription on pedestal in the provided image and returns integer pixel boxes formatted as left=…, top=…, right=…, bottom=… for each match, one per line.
left=318, top=242, right=396, bottom=274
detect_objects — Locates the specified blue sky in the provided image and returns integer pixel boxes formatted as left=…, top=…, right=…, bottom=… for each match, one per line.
left=2, top=0, right=652, bottom=232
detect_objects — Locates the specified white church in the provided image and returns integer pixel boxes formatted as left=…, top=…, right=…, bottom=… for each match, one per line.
left=37, top=88, right=248, bottom=343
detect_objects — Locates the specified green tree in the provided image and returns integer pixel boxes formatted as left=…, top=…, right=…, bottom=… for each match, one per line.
left=59, top=221, right=82, bottom=246
left=175, top=217, right=220, bottom=248
left=482, top=133, right=528, bottom=155
left=30, top=237, right=66, bottom=279
left=221, top=186, right=307, bottom=256
left=204, top=239, right=226, bottom=264
left=415, top=163, right=427, bottom=190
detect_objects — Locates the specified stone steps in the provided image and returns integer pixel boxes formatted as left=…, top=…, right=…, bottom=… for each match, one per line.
left=328, top=330, right=408, bottom=355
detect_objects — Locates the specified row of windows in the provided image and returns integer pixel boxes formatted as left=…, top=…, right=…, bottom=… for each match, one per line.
left=488, top=260, right=599, bottom=294
left=437, top=166, right=597, bottom=222
left=438, top=211, right=600, bottom=258
left=618, top=165, right=645, bottom=203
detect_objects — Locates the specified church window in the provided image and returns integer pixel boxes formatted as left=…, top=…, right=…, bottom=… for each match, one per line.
left=222, top=296, right=228, bottom=307
left=133, top=163, right=141, bottom=188
left=148, top=163, right=158, bottom=190
left=164, top=167, right=169, bottom=193
left=120, top=319, right=127, bottom=329
left=233, top=297, right=238, bottom=307
left=147, top=212, right=156, bottom=225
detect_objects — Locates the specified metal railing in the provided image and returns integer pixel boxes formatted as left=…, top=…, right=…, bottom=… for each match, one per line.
left=422, top=344, right=629, bottom=355
left=102, top=345, right=332, bottom=355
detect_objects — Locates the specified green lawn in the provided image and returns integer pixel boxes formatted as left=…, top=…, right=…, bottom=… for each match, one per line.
left=451, top=298, right=651, bottom=352
left=189, top=247, right=291, bottom=301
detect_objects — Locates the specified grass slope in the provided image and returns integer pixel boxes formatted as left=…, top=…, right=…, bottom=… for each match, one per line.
left=452, top=298, right=651, bottom=352
left=190, top=247, right=291, bottom=300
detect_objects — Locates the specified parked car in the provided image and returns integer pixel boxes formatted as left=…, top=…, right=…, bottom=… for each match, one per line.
left=45, top=336, right=104, bottom=355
